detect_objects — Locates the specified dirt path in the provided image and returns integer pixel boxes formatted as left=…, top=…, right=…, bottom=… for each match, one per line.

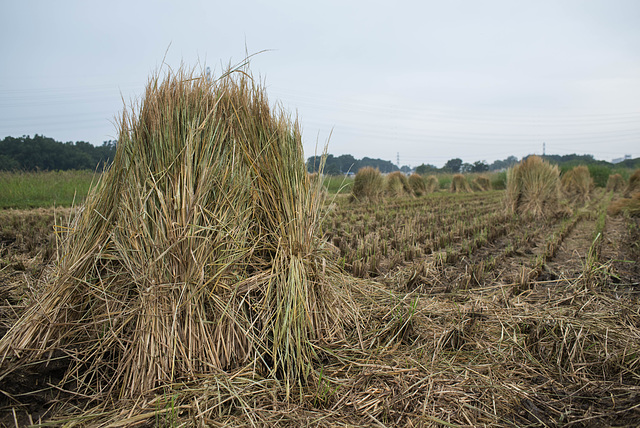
left=601, top=214, right=640, bottom=287
left=543, top=214, right=596, bottom=280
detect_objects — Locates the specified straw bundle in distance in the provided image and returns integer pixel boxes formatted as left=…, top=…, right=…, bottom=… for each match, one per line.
left=425, top=175, right=439, bottom=193
left=608, top=192, right=640, bottom=217
left=351, top=166, right=384, bottom=202
left=561, top=165, right=593, bottom=203
left=505, top=155, right=561, bottom=218
left=471, top=175, right=491, bottom=192
left=606, top=173, right=625, bottom=192
left=609, top=169, right=640, bottom=216
left=625, top=169, right=640, bottom=197
left=408, top=173, right=426, bottom=196
left=0, top=66, right=354, bottom=399
left=450, top=174, right=471, bottom=193
left=386, top=171, right=412, bottom=198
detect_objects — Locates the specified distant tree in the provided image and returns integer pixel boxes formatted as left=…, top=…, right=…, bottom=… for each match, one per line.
left=324, top=161, right=341, bottom=175
left=97, top=140, right=117, bottom=169
left=0, top=154, right=20, bottom=171
left=356, top=157, right=399, bottom=174
left=587, top=164, right=611, bottom=188
left=0, top=135, right=117, bottom=171
left=306, top=155, right=324, bottom=173
left=400, top=165, right=411, bottom=173
left=542, top=154, right=596, bottom=165
left=470, top=160, right=489, bottom=173
left=415, top=163, right=439, bottom=175
left=490, top=156, right=518, bottom=171
left=461, top=163, right=473, bottom=173
left=619, top=157, right=640, bottom=169
left=306, top=154, right=340, bottom=174
left=336, top=154, right=356, bottom=174
left=306, top=154, right=399, bottom=175
left=443, top=158, right=463, bottom=173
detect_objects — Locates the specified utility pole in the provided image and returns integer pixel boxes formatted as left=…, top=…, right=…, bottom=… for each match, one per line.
left=397, top=152, right=400, bottom=167
left=543, top=142, right=546, bottom=156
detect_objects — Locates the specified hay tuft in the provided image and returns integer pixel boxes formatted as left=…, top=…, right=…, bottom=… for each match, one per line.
left=0, top=65, right=354, bottom=400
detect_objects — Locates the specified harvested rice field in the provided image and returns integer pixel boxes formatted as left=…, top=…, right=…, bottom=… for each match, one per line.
left=0, top=186, right=638, bottom=427
left=0, top=68, right=638, bottom=427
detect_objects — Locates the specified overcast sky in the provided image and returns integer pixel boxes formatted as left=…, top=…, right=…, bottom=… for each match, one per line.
left=1, top=0, right=639, bottom=167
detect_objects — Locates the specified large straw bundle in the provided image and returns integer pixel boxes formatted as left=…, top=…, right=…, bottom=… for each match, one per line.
left=561, top=165, right=593, bottom=203
left=506, top=155, right=560, bottom=218
left=0, top=66, right=352, bottom=399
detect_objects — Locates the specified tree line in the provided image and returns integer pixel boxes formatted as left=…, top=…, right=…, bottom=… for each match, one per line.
left=306, top=154, right=509, bottom=175
left=0, top=135, right=116, bottom=171
left=305, top=154, right=522, bottom=176
left=3, top=135, right=636, bottom=176
left=309, top=153, right=639, bottom=176
left=306, top=154, right=404, bottom=174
